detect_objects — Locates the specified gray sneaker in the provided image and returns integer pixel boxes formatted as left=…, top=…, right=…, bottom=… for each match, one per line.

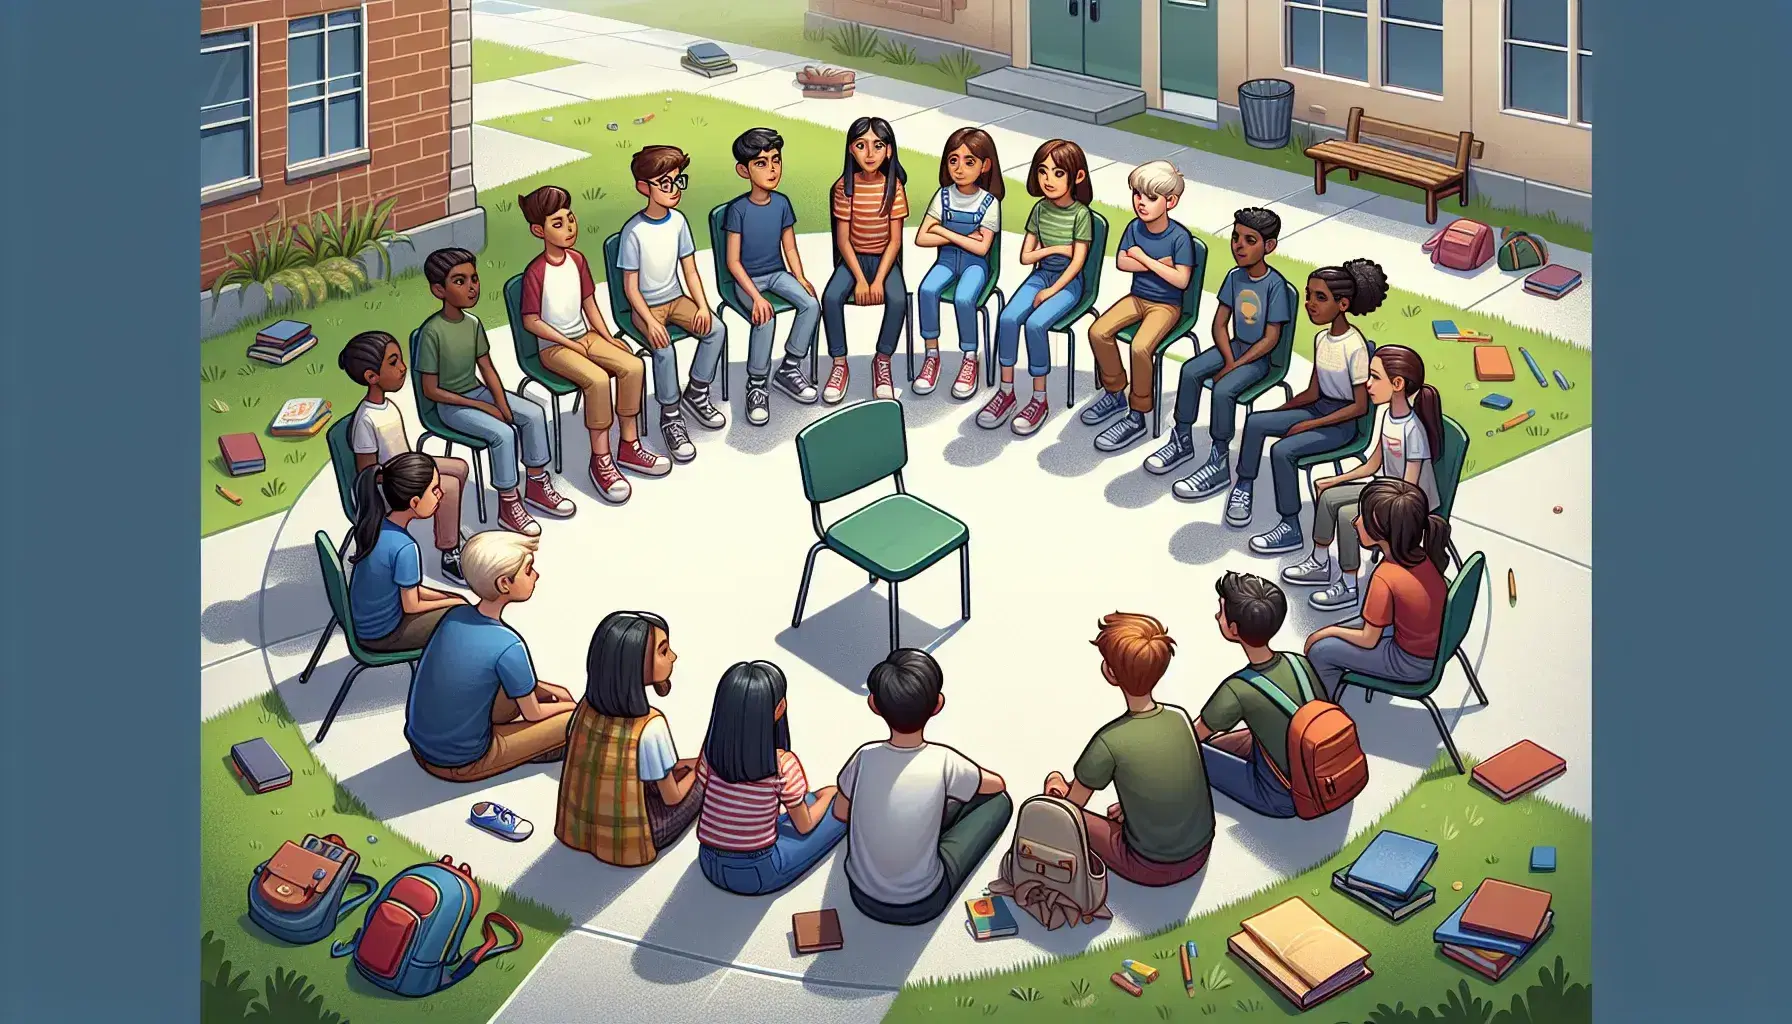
left=1144, top=428, right=1197, bottom=475
left=680, top=384, right=726, bottom=429
left=1080, top=389, right=1128, bottom=426
left=1172, top=453, right=1232, bottom=500
left=660, top=414, right=696, bottom=463
left=1250, top=518, right=1304, bottom=553
left=745, top=376, right=770, bottom=426
left=772, top=361, right=818, bottom=404
left=1226, top=485, right=1256, bottom=527
left=1094, top=411, right=1148, bottom=452
left=1308, top=578, right=1360, bottom=611
left=1280, top=555, right=1332, bottom=586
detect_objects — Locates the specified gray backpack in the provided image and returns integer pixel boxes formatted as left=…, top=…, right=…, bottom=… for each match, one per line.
left=992, top=795, right=1110, bottom=929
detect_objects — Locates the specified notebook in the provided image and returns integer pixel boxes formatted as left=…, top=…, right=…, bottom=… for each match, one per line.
left=1345, top=831, right=1438, bottom=900
left=1461, top=879, right=1553, bottom=942
left=965, top=896, right=1019, bottom=941
left=1435, top=894, right=1554, bottom=957
left=230, top=737, right=293, bottom=793
left=1229, top=898, right=1371, bottom=1010
left=256, top=319, right=312, bottom=346
left=1480, top=393, right=1514, bottom=411
left=686, top=41, right=730, bottom=65
left=269, top=398, right=331, bottom=433
left=1523, top=264, right=1583, bottom=298
left=792, top=909, right=843, bottom=954
left=681, top=55, right=737, bottom=77
left=1473, top=346, right=1516, bottom=382
left=219, top=433, right=267, bottom=476
left=1331, top=869, right=1436, bottom=921
left=246, top=334, right=318, bottom=365
left=1440, top=929, right=1550, bottom=982
left=1530, top=846, right=1557, bottom=872
left=1471, top=740, right=1566, bottom=801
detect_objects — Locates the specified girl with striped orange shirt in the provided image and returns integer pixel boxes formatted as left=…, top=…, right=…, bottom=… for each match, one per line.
left=820, top=116, right=911, bottom=404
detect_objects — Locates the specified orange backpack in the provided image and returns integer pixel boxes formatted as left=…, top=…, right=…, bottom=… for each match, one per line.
left=1236, top=657, right=1368, bottom=819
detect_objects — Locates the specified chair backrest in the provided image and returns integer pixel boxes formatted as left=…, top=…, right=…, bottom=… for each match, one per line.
left=795, top=399, right=908, bottom=504
left=1433, top=414, right=1470, bottom=519
left=1181, top=231, right=1209, bottom=322
left=325, top=416, right=360, bottom=523
left=602, top=231, right=629, bottom=331
left=408, top=326, right=442, bottom=428
left=1262, top=278, right=1304, bottom=383
left=315, top=530, right=357, bottom=642
left=1429, top=550, right=1486, bottom=683
left=1078, top=208, right=1109, bottom=304
left=502, top=272, right=539, bottom=370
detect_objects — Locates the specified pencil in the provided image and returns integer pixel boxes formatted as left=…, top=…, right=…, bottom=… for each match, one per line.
left=1520, top=346, right=1547, bottom=386
left=1508, top=568, right=1517, bottom=603
left=1498, top=409, right=1536, bottom=432
left=1110, top=972, right=1143, bottom=998
left=1180, top=941, right=1195, bottom=997
left=216, top=485, right=243, bottom=505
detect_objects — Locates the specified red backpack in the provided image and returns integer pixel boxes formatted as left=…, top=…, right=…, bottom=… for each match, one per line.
left=1421, top=218, right=1495, bottom=271
left=1235, top=656, right=1369, bottom=819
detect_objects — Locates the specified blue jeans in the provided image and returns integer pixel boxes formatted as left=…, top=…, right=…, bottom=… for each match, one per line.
left=996, top=269, right=1082, bottom=378
left=1201, top=735, right=1297, bottom=819
left=1172, top=340, right=1269, bottom=444
left=916, top=250, right=991, bottom=353
left=1236, top=398, right=1359, bottom=518
left=698, top=793, right=847, bottom=897
left=643, top=308, right=727, bottom=407
left=435, top=386, right=551, bottom=492
left=822, top=254, right=908, bottom=358
left=743, top=270, right=820, bottom=377
left=1310, top=627, right=1435, bottom=699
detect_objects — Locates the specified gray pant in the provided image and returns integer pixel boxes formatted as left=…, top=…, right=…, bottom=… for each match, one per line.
left=1308, top=628, right=1434, bottom=699
left=1314, top=480, right=1370, bottom=571
left=647, top=320, right=727, bottom=408
left=435, top=386, right=552, bottom=492
left=744, top=270, right=820, bottom=377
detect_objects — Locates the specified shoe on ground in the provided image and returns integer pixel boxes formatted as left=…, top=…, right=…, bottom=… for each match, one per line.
left=680, top=384, right=726, bottom=429
left=589, top=455, right=631, bottom=504
left=745, top=375, right=770, bottom=425
left=438, top=547, right=467, bottom=587
left=1094, top=411, right=1147, bottom=452
left=1280, top=554, right=1332, bottom=586
left=1144, top=428, right=1197, bottom=475
left=1250, top=518, right=1304, bottom=553
left=1308, top=578, right=1359, bottom=611
left=912, top=351, right=941, bottom=395
left=469, top=801, right=533, bottom=842
left=1080, top=389, right=1128, bottom=426
left=872, top=354, right=895, bottom=400
left=1012, top=395, right=1049, bottom=437
left=822, top=363, right=849, bottom=405
left=523, top=474, right=575, bottom=518
left=615, top=439, right=671, bottom=477
left=976, top=388, right=1017, bottom=429
left=951, top=355, right=980, bottom=400
left=772, top=361, right=818, bottom=404
left=1225, top=485, right=1256, bottom=527
left=497, top=495, right=541, bottom=537
left=661, top=414, right=697, bottom=463
left=1171, top=455, right=1231, bottom=501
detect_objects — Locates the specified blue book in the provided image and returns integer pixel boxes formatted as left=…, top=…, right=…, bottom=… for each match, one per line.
left=1431, top=319, right=1459, bottom=338
left=256, top=319, right=312, bottom=345
left=1345, top=831, right=1438, bottom=900
left=686, top=41, right=729, bottom=65
left=1434, top=896, right=1551, bottom=956
left=1331, top=869, right=1436, bottom=921
left=1480, top=393, right=1513, bottom=411
left=1530, top=846, right=1556, bottom=872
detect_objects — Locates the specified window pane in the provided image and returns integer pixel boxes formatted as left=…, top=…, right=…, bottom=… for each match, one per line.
left=288, top=31, right=324, bottom=86
left=1322, top=0, right=1367, bottom=10
left=328, top=93, right=363, bottom=155
left=1288, top=6, right=1321, bottom=71
left=289, top=100, right=325, bottom=163
left=329, top=74, right=362, bottom=95
left=201, top=122, right=252, bottom=187
left=202, top=45, right=250, bottom=107
left=201, top=28, right=251, bottom=48
left=1385, top=0, right=1441, bottom=24
left=327, top=24, right=361, bottom=77
left=1578, top=52, right=1591, bottom=123
left=1384, top=23, right=1443, bottom=94
left=1322, top=11, right=1368, bottom=81
left=288, top=82, right=325, bottom=102
left=200, top=100, right=252, bottom=128
left=328, top=9, right=361, bottom=27
left=1506, top=44, right=1568, bottom=117
left=290, top=15, right=324, bottom=33
left=1579, top=0, right=1594, bottom=51
left=1507, top=0, right=1567, bottom=47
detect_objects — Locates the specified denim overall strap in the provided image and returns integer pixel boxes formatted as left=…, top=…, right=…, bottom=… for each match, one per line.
left=939, top=188, right=991, bottom=273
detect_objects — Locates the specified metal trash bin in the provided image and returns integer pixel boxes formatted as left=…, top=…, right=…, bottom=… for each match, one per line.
left=1238, top=79, right=1296, bottom=149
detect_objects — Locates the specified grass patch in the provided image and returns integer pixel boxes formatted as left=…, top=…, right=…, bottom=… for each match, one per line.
left=471, top=39, right=577, bottom=85
left=883, top=756, right=1588, bottom=1022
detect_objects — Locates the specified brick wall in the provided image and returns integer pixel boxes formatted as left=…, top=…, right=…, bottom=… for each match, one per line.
left=199, top=0, right=472, bottom=290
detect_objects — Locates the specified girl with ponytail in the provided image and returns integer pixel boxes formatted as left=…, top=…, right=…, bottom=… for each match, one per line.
left=346, top=452, right=470, bottom=653
left=1303, top=478, right=1451, bottom=699
left=1281, top=344, right=1445, bottom=611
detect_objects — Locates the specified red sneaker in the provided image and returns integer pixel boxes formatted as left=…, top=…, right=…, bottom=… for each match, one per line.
left=872, top=354, right=895, bottom=399
left=951, top=355, right=979, bottom=399
left=615, top=439, right=671, bottom=477
left=822, top=362, right=850, bottom=404
left=1012, top=395, right=1050, bottom=436
left=590, top=455, right=631, bottom=504
left=975, top=388, right=1016, bottom=429
left=497, top=494, right=541, bottom=537
left=912, top=351, right=941, bottom=395
left=523, top=473, right=575, bottom=518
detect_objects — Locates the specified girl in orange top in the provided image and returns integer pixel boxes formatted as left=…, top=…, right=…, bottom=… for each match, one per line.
left=821, top=116, right=910, bottom=405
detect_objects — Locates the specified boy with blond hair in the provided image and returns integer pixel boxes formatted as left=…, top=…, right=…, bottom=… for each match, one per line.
left=1042, top=612, right=1215, bottom=887
left=1083, top=161, right=1197, bottom=452
left=405, top=532, right=580, bottom=783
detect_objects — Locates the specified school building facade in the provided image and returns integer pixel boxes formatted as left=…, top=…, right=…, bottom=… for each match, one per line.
left=807, top=0, right=1592, bottom=226
left=200, top=0, right=484, bottom=336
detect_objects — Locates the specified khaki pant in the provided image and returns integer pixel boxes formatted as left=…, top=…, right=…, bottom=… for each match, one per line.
left=1081, top=807, right=1211, bottom=887
left=429, top=456, right=468, bottom=552
left=360, top=605, right=452, bottom=653
left=539, top=339, right=644, bottom=431
left=413, top=688, right=573, bottom=783
left=1088, top=296, right=1183, bottom=413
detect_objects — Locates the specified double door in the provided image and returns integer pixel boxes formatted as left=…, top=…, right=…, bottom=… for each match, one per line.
left=1030, top=0, right=1141, bottom=86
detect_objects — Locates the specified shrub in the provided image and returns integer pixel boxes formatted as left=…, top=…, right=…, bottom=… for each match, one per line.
left=209, top=198, right=410, bottom=311
left=931, top=47, right=983, bottom=88
left=827, top=23, right=882, bottom=58
left=246, top=967, right=346, bottom=1024
left=879, top=40, right=919, bottom=65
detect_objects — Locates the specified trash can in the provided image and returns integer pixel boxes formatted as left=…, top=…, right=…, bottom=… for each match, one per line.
left=1237, top=79, right=1296, bottom=149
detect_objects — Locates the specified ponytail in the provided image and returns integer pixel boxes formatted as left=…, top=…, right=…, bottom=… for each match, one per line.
left=1413, top=382, right=1445, bottom=465
left=349, top=452, right=439, bottom=563
left=1370, top=345, right=1445, bottom=467
left=1359, top=477, right=1438, bottom=570
left=348, top=466, right=388, bottom=563
left=1423, top=513, right=1452, bottom=574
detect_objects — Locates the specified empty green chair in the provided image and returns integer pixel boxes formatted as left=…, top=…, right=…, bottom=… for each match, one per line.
left=909, top=227, right=1005, bottom=392
left=792, top=399, right=970, bottom=652
left=503, top=273, right=584, bottom=474
left=709, top=200, right=815, bottom=385
left=302, top=530, right=424, bottom=744
left=1335, top=550, right=1491, bottom=775
left=1127, top=229, right=1207, bottom=437
left=603, top=230, right=730, bottom=413
left=1433, top=415, right=1470, bottom=571
left=994, top=209, right=1108, bottom=406
left=409, top=326, right=489, bottom=523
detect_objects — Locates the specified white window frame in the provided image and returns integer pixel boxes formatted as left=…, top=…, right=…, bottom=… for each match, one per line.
left=285, top=4, right=371, bottom=179
left=1501, top=0, right=1592, bottom=129
left=1379, top=0, right=1445, bottom=99
left=1167, top=1, right=1211, bottom=7
left=1284, top=1, right=1372, bottom=85
left=201, top=26, right=258, bottom=204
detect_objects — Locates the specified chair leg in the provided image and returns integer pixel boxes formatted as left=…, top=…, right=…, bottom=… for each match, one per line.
left=719, top=330, right=731, bottom=403
left=472, top=449, right=488, bottom=523
left=1448, top=537, right=1463, bottom=571
left=316, top=663, right=365, bottom=744
left=552, top=393, right=565, bottom=475
left=1152, top=352, right=1164, bottom=438
left=298, top=619, right=338, bottom=686
left=889, top=578, right=901, bottom=652
left=905, top=293, right=917, bottom=383
left=1279, top=382, right=1293, bottom=404
left=1064, top=326, right=1077, bottom=407
left=791, top=542, right=826, bottom=628
left=1422, top=696, right=1467, bottom=774
left=959, top=541, right=971, bottom=621
left=1458, top=650, right=1489, bottom=705
left=869, top=571, right=878, bottom=586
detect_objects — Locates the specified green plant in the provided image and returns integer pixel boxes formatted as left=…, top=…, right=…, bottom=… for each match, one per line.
left=931, top=47, right=983, bottom=87
left=1550, top=410, right=1570, bottom=420
left=981, top=1008, right=997, bottom=1017
left=496, top=198, right=515, bottom=212
left=1485, top=854, right=1501, bottom=864
left=1234, top=998, right=1263, bottom=1013
left=209, top=219, right=318, bottom=311
left=1440, top=816, right=1461, bottom=841
left=880, top=39, right=919, bottom=65
left=615, top=139, right=632, bottom=149
left=283, top=450, right=307, bottom=464
left=582, top=186, right=605, bottom=201
left=1156, top=1007, right=1173, bottom=1021
left=1402, top=303, right=1424, bottom=317
left=828, top=22, right=882, bottom=58
left=955, top=995, right=975, bottom=1008
left=1492, top=958, right=1591, bottom=1024
left=294, top=197, right=413, bottom=283
left=803, top=25, right=826, bottom=43
left=1525, top=425, right=1550, bottom=437
left=1466, top=804, right=1486, bottom=827
left=1434, top=981, right=1496, bottom=1024
left=1010, top=987, right=1042, bottom=1002
left=247, top=967, right=345, bottom=1024
left=210, top=399, right=230, bottom=414
left=202, top=364, right=226, bottom=383
left=1368, top=1003, right=1426, bottom=1024
left=202, top=961, right=258, bottom=1024
left=1200, top=964, right=1232, bottom=991
left=573, top=115, right=591, bottom=126
left=241, top=395, right=262, bottom=408
left=237, top=364, right=258, bottom=376
left=1199, top=1006, right=1217, bottom=1017
left=1064, top=978, right=1096, bottom=1008
left=260, top=478, right=287, bottom=499
left=332, top=780, right=371, bottom=817
left=1154, top=948, right=1177, bottom=960
left=690, top=115, right=708, bottom=127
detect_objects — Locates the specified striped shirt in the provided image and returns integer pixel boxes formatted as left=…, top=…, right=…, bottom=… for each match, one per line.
left=695, top=749, right=809, bottom=851
left=831, top=174, right=909, bottom=255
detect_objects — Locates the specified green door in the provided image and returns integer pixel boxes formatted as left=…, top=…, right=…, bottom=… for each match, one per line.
left=1030, top=0, right=1084, bottom=76
left=1083, top=0, right=1142, bottom=86
left=1160, top=0, right=1218, bottom=99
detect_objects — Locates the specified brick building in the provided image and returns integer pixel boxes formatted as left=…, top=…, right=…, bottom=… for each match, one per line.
left=200, top=0, right=482, bottom=330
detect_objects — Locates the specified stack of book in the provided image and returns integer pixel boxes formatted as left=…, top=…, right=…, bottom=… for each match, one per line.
left=1522, top=264, right=1582, bottom=300
left=1331, top=830, right=1438, bottom=921
left=1471, top=739, right=1566, bottom=802
left=1434, top=879, right=1554, bottom=981
left=1228, top=898, right=1372, bottom=1011
left=681, top=41, right=736, bottom=78
left=248, top=319, right=318, bottom=365
left=796, top=65, right=855, bottom=98
left=1430, top=319, right=1494, bottom=343
left=219, top=433, right=266, bottom=476
left=268, top=397, right=332, bottom=439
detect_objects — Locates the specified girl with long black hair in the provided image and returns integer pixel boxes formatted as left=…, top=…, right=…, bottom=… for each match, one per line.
left=345, top=452, right=469, bottom=652
left=820, top=116, right=910, bottom=404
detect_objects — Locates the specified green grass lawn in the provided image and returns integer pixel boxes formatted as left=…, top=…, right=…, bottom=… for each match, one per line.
left=200, top=90, right=1589, bottom=535
left=202, top=695, right=569, bottom=1023
left=472, top=39, right=576, bottom=84
left=884, top=757, right=1590, bottom=1023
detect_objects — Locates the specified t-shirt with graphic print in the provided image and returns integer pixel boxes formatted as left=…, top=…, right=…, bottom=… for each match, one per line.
left=1216, top=265, right=1293, bottom=350
left=1375, top=406, right=1439, bottom=510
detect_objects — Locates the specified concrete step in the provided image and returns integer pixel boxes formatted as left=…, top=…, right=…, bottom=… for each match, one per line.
left=966, top=65, right=1145, bottom=125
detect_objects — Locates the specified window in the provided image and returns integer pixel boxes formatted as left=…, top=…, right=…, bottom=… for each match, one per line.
left=1504, top=0, right=1591, bottom=124
left=201, top=28, right=255, bottom=193
left=287, top=9, right=365, bottom=167
left=1382, top=0, right=1442, bottom=95
left=1286, top=0, right=1369, bottom=83
left=1576, top=0, right=1592, bottom=124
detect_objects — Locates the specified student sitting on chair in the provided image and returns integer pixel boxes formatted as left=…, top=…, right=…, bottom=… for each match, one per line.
left=723, top=127, right=822, bottom=423
left=820, top=116, right=910, bottom=404
left=1083, top=160, right=1196, bottom=453
left=346, top=452, right=470, bottom=653
left=695, top=660, right=845, bottom=896
left=835, top=648, right=1012, bottom=926
left=1282, top=345, right=1444, bottom=612
left=1226, top=260, right=1383, bottom=552
left=912, top=126, right=1003, bottom=399
left=405, top=532, right=579, bottom=783
left=1305, top=479, right=1450, bottom=698
left=339, top=331, right=468, bottom=585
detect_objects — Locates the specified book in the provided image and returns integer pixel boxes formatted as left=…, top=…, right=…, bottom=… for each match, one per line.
left=1229, top=931, right=1372, bottom=1010
left=1523, top=264, right=1583, bottom=298
left=686, top=41, right=730, bottom=64
left=230, top=737, right=293, bottom=793
left=1461, top=879, right=1552, bottom=943
left=219, top=433, right=266, bottom=476
left=792, top=909, right=842, bottom=954
left=1345, top=830, right=1438, bottom=900
left=1530, top=846, right=1557, bottom=872
left=269, top=398, right=331, bottom=433
left=964, top=896, right=1018, bottom=941
left=681, top=55, right=737, bottom=77
left=1230, top=898, right=1371, bottom=1010
left=269, top=413, right=331, bottom=439
left=256, top=319, right=312, bottom=346
left=1440, top=922, right=1552, bottom=982
left=1431, top=319, right=1494, bottom=343
left=1434, top=894, right=1554, bottom=957
left=1480, top=393, right=1514, bottom=411
left=1471, top=740, right=1566, bottom=801
left=247, top=334, right=318, bottom=365
left=1473, top=346, right=1516, bottom=382
left=1331, top=869, right=1436, bottom=921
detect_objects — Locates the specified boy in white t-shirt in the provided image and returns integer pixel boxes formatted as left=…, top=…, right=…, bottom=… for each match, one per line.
left=337, top=331, right=468, bottom=585
left=832, top=648, right=1011, bottom=926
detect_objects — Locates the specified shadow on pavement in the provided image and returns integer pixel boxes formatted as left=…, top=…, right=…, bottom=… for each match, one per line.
left=336, top=747, right=561, bottom=822
left=632, top=859, right=777, bottom=984
left=798, top=861, right=932, bottom=990
left=1222, top=807, right=1353, bottom=880
left=505, top=836, right=650, bottom=928
left=1104, top=465, right=1172, bottom=509
left=775, top=587, right=960, bottom=691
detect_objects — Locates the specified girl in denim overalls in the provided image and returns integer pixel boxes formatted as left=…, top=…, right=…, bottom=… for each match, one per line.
left=912, top=128, right=1004, bottom=400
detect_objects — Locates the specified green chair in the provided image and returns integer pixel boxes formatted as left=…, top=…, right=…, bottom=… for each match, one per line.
left=1293, top=338, right=1379, bottom=502
left=991, top=210, right=1108, bottom=406
left=303, top=529, right=424, bottom=744
left=300, top=419, right=368, bottom=690
left=908, top=227, right=1005, bottom=392
left=791, top=399, right=970, bottom=652
left=502, top=272, right=585, bottom=474
left=1335, top=550, right=1491, bottom=775
left=1122, top=228, right=1206, bottom=438
left=1433, top=415, right=1470, bottom=571
left=709, top=200, right=817, bottom=386
left=409, top=327, right=489, bottom=523
left=603, top=231, right=731, bottom=414
left=1185, top=277, right=1300, bottom=438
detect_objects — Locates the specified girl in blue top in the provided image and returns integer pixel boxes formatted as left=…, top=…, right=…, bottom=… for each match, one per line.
left=912, top=127, right=1003, bottom=401
left=347, top=452, right=469, bottom=652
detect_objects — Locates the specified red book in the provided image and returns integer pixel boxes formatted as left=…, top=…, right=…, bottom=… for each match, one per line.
left=218, top=433, right=266, bottom=476
left=1471, top=740, right=1566, bottom=801
left=1460, top=879, right=1553, bottom=943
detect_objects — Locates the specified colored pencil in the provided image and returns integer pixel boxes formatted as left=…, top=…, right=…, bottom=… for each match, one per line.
left=1508, top=568, right=1518, bottom=603
left=1553, top=370, right=1572, bottom=390
left=1181, top=941, right=1196, bottom=997
left=1499, top=409, right=1536, bottom=432
left=1520, top=347, right=1547, bottom=386
left=216, top=485, right=243, bottom=505
left=1110, top=972, right=1143, bottom=997
left=1121, top=960, right=1158, bottom=983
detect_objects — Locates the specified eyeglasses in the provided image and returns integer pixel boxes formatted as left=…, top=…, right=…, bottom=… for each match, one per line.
left=653, top=174, right=689, bottom=192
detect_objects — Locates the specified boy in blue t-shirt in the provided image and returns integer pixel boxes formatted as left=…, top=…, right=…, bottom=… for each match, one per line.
left=1142, top=208, right=1293, bottom=490
left=722, top=127, right=822, bottom=425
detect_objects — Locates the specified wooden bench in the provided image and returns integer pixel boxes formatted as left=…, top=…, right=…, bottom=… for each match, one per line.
left=1305, top=107, right=1484, bottom=224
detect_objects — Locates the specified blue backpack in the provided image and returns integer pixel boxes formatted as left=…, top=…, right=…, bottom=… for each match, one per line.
left=247, top=834, right=379, bottom=946
left=330, top=855, right=522, bottom=998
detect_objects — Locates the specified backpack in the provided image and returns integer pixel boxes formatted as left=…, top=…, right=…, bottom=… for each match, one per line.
left=1421, top=218, right=1495, bottom=271
left=994, top=795, right=1110, bottom=929
left=246, top=833, right=379, bottom=946
left=330, top=855, right=522, bottom=998
left=1496, top=229, right=1549, bottom=272
left=1236, top=657, right=1369, bottom=820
